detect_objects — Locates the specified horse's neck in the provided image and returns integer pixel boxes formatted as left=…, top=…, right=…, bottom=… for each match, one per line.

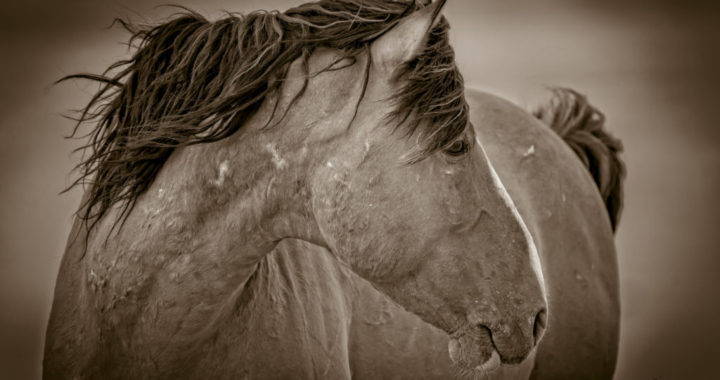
left=78, top=136, right=291, bottom=341
left=73, top=49, right=350, bottom=369
left=231, top=240, right=355, bottom=375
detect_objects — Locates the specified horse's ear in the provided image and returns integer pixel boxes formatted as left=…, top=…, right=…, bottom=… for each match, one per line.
left=370, top=0, right=447, bottom=75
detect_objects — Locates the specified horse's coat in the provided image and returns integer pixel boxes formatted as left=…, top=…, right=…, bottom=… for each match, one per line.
left=44, top=1, right=623, bottom=379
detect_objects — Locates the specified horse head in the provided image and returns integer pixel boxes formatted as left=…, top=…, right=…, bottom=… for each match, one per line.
left=252, top=1, right=548, bottom=370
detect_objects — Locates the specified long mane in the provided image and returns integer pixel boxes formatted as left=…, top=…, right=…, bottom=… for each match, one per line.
left=64, top=0, right=467, bottom=229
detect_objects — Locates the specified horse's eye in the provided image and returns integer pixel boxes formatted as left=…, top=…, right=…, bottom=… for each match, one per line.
left=445, top=139, right=469, bottom=157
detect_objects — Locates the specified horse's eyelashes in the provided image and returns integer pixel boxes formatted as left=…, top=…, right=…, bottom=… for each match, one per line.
left=444, top=139, right=469, bottom=157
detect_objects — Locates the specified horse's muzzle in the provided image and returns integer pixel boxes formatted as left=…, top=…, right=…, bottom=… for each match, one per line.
left=448, top=307, right=547, bottom=370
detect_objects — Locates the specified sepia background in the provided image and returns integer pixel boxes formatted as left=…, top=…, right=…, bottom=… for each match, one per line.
left=1, top=0, right=718, bottom=378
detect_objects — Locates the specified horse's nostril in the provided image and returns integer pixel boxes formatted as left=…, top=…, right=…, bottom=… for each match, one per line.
left=533, top=308, right=547, bottom=344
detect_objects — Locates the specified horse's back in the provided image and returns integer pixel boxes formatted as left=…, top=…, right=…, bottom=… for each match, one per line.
left=466, top=89, right=620, bottom=378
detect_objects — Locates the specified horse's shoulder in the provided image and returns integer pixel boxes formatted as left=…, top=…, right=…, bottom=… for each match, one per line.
left=44, top=215, right=102, bottom=378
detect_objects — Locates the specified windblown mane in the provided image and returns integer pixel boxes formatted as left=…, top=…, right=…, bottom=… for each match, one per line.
left=64, top=0, right=467, bottom=229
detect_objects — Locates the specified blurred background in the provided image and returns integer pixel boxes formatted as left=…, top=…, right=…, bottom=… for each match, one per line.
left=1, top=0, right=718, bottom=378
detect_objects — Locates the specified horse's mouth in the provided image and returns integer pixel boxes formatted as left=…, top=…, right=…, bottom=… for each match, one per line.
left=448, top=324, right=501, bottom=372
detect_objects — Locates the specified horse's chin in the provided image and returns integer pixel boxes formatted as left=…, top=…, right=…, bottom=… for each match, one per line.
left=448, top=324, right=501, bottom=372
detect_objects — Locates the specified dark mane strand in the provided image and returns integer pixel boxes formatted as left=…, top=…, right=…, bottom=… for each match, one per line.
left=63, top=0, right=467, bottom=230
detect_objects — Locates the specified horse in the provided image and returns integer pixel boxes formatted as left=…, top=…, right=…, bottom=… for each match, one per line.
left=44, top=0, right=625, bottom=379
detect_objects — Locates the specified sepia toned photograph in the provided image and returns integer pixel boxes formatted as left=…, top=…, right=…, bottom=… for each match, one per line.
left=1, top=0, right=718, bottom=378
